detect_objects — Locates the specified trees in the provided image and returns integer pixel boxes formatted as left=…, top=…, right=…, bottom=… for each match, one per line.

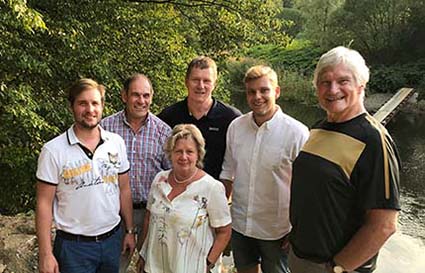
left=0, top=0, right=291, bottom=213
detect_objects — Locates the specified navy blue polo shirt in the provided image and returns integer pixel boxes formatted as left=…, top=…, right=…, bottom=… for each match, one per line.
left=158, top=97, right=241, bottom=179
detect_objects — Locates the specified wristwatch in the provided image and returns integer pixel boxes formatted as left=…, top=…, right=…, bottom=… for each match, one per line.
left=206, top=258, right=215, bottom=269
left=125, top=227, right=137, bottom=234
left=329, top=259, right=346, bottom=273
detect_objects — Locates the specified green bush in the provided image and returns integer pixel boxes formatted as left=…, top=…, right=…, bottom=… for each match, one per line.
left=278, top=69, right=316, bottom=105
left=223, top=56, right=316, bottom=108
left=244, top=41, right=323, bottom=75
left=368, top=59, right=425, bottom=95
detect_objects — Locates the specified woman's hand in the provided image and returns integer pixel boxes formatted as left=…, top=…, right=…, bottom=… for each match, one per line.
left=136, top=256, right=146, bottom=273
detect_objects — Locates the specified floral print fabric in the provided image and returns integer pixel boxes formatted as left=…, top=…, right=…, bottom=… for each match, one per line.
left=141, top=170, right=231, bottom=273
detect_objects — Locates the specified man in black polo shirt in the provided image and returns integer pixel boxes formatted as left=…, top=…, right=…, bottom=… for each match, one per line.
left=158, top=56, right=241, bottom=190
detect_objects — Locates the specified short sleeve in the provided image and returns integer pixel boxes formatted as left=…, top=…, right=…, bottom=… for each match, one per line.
left=207, top=181, right=231, bottom=228
left=116, top=135, right=130, bottom=174
left=356, top=130, right=400, bottom=210
left=36, top=146, right=59, bottom=185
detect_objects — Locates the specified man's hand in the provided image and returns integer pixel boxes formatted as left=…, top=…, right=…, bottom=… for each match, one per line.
left=281, top=234, right=290, bottom=254
left=38, top=252, right=59, bottom=273
left=122, top=233, right=136, bottom=256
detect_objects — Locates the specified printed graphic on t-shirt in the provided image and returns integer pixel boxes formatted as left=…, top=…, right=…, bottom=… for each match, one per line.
left=60, top=153, right=120, bottom=192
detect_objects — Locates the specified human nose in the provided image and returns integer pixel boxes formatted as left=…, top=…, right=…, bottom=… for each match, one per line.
left=87, top=103, right=95, bottom=112
left=253, top=91, right=261, bottom=99
left=197, top=80, right=205, bottom=89
left=329, top=82, right=339, bottom=93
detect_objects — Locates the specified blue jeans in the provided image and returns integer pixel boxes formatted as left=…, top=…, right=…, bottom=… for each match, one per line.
left=53, top=226, right=122, bottom=273
left=231, top=229, right=290, bottom=273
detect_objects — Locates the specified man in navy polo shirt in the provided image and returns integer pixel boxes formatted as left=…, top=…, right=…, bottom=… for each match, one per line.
left=158, top=56, right=241, bottom=188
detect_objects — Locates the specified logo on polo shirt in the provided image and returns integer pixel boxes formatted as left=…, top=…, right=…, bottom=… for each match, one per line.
left=209, top=127, right=219, bottom=132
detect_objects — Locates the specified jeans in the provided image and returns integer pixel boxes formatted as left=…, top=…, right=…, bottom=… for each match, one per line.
left=53, top=226, right=122, bottom=273
left=231, top=229, right=290, bottom=273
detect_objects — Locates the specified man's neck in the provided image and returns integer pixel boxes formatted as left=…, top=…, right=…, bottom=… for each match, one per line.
left=125, top=111, right=148, bottom=133
left=187, top=97, right=213, bottom=120
left=253, top=106, right=279, bottom=127
left=73, top=124, right=101, bottom=152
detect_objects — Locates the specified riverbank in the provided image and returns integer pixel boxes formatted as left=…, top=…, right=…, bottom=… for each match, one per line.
left=2, top=213, right=424, bottom=272
left=0, top=213, right=235, bottom=273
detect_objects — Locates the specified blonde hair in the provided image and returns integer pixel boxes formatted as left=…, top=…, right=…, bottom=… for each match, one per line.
left=244, top=65, right=278, bottom=87
left=164, top=124, right=206, bottom=169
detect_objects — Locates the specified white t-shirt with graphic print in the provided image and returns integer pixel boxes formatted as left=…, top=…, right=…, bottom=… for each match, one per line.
left=36, top=125, right=129, bottom=236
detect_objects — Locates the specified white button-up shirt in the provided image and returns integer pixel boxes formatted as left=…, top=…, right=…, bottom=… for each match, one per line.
left=220, top=108, right=309, bottom=240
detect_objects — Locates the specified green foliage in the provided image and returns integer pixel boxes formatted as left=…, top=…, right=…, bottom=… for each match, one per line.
left=368, top=59, right=425, bottom=96
left=327, top=0, right=413, bottom=63
left=1, top=0, right=47, bottom=32
left=223, top=48, right=317, bottom=110
left=244, top=42, right=323, bottom=75
left=0, top=0, right=293, bottom=214
left=279, top=69, right=316, bottom=104
left=293, top=0, right=344, bottom=46
left=294, top=0, right=425, bottom=64
left=277, top=7, right=305, bottom=40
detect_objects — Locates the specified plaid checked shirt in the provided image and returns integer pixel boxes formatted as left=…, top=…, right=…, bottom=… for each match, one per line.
left=101, top=110, right=172, bottom=202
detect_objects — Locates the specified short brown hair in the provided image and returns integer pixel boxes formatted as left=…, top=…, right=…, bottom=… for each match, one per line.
left=185, top=56, right=217, bottom=80
left=68, top=78, right=105, bottom=106
left=122, top=73, right=153, bottom=94
left=164, top=124, right=206, bottom=169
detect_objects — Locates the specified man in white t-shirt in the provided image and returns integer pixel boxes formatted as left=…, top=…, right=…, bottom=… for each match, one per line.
left=36, top=78, right=135, bottom=273
left=220, top=65, right=309, bottom=273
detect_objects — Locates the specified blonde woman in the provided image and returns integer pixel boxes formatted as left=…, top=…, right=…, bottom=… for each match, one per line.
left=137, top=124, right=231, bottom=273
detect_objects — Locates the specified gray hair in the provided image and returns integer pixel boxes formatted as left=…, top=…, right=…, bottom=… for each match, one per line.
left=313, top=46, right=370, bottom=89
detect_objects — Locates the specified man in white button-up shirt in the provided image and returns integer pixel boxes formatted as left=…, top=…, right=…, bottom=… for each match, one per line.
left=220, top=65, right=309, bottom=273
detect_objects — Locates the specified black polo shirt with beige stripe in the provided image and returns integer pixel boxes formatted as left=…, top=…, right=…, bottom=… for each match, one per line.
left=289, top=113, right=400, bottom=272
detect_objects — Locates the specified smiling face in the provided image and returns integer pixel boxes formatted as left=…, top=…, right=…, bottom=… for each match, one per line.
left=121, top=76, right=152, bottom=122
left=246, top=75, right=280, bottom=125
left=185, top=67, right=216, bottom=104
left=171, top=137, right=199, bottom=175
left=317, top=63, right=365, bottom=123
left=71, top=88, right=104, bottom=130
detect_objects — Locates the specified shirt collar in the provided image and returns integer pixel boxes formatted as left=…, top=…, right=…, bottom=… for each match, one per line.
left=66, top=124, right=107, bottom=145
left=122, top=109, right=150, bottom=130
left=249, top=106, right=283, bottom=130
left=186, top=97, right=217, bottom=119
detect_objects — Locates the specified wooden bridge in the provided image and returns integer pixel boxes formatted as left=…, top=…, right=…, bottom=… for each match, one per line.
left=373, top=87, right=415, bottom=125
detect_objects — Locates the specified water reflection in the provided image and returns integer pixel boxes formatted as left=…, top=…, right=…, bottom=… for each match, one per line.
left=387, top=112, right=425, bottom=242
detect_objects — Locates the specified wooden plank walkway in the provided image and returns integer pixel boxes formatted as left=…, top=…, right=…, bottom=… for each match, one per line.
left=373, top=87, right=414, bottom=125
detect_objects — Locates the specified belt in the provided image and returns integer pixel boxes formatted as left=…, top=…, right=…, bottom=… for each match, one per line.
left=56, top=223, right=120, bottom=242
left=133, top=201, right=147, bottom=209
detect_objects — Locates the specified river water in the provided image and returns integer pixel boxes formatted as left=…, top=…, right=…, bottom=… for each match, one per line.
left=230, top=95, right=425, bottom=272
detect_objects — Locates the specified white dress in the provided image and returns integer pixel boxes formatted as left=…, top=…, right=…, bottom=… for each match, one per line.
left=141, top=170, right=231, bottom=273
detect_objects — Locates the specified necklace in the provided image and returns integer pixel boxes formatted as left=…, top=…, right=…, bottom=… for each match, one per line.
left=173, top=168, right=198, bottom=184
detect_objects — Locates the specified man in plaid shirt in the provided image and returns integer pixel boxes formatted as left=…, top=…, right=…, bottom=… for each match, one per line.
left=101, top=73, right=171, bottom=273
